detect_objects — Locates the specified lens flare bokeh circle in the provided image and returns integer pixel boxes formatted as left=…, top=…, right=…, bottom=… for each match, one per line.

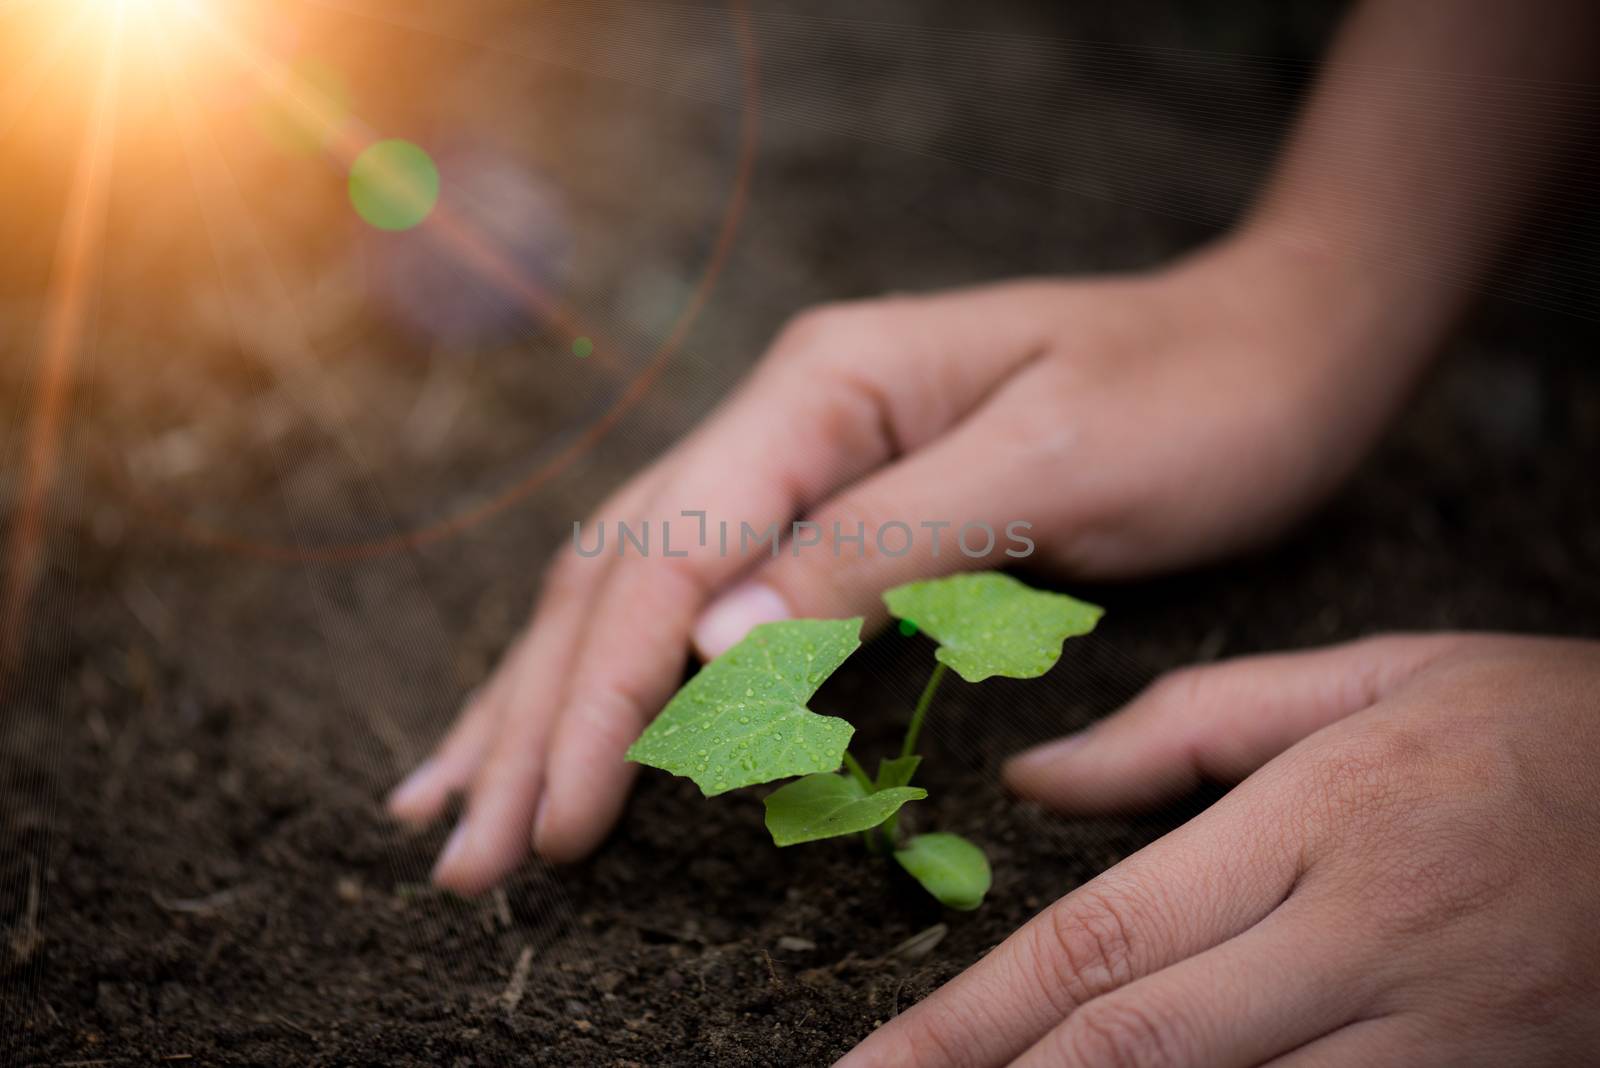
left=105, top=1, right=761, bottom=563
left=348, top=139, right=440, bottom=232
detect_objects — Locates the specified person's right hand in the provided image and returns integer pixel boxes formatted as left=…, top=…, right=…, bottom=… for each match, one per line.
left=387, top=230, right=1438, bottom=894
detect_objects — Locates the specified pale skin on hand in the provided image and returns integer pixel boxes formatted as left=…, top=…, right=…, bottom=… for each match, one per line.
left=386, top=235, right=1413, bottom=893
left=839, top=634, right=1600, bottom=1067
left=385, top=0, right=1600, bottom=1060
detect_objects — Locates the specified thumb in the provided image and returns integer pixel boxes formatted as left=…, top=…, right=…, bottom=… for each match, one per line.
left=1003, top=633, right=1468, bottom=813
left=691, top=408, right=1043, bottom=659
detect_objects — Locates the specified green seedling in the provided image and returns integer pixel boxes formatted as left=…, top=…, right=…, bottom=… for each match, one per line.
left=626, top=571, right=1102, bottom=910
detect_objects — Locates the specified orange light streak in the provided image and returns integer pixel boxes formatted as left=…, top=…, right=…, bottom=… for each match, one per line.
left=1, top=3, right=125, bottom=669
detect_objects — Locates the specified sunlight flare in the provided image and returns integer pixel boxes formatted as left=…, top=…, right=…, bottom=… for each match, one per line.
left=35, top=0, right=225, bottom=106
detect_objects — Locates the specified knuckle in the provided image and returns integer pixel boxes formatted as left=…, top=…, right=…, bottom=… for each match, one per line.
left=1303, top=729, right=1523, bottom=938
left=1144, top=666, right=1212, bottom=713
left=807, top=370, right=895, bottom=460
left=775, top=300, right=882, bottom=359
left=1061, top=997, right=1184, bottom=1068
left=1038, top=889, right=1140, bottom=1009
left=766, top=302, right=910, bottom=462
left=911, top=1019, right=983, bottom=1068
left=772, top=304, right=850, bottom=367
left=869, top=1011, right=986, bottom=1068
left=1301, top=725, right=1425, bottom=826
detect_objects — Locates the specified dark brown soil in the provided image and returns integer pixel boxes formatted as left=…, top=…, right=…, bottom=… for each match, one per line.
left=0, top=618, right=1183, bottom=1066
left=3, top=1, right=1598, bottom=1065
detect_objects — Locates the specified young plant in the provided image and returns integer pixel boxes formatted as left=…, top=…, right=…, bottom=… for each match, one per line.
left=626, top=571, right=1102, bottom=910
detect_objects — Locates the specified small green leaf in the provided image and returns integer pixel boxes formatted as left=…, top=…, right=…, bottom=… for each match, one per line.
left=874, top=755, right=922, bottom=791
left=626, top=618, right=862, bottom=796
left=764, top=773, right=927, bottom=846
left=884, top=572, right=1102, bottom=682
left=894, top=832, right=992, bottom=911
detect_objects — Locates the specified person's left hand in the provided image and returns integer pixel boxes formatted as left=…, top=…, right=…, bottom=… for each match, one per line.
left=837, top=633, right=1600, bottom=1067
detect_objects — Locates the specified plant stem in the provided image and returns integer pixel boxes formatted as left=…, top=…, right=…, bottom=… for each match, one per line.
left=843, top=751, right=890, bottom=852
left=842, top=750, right=872, bottom=791
left=881, top=660, right=951, bottom=846
left=900, top=661, right=949, bottom=759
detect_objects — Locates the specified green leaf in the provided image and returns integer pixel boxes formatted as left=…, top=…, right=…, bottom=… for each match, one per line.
left=626, top=618, right=863, bottom=796
left=874, top=755, right=922, bottom=791
left=764, top=772, right=927, bottom=846
left=883, top=572, right=1102, bottom=682
left=894, top=833, right=992, bottom=911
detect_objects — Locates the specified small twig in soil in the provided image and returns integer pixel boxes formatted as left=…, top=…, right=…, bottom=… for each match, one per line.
left=760, top=948, right=782, bottom=989
left=501, top=945, right=534, bottom=1015
left=121, top=578, right=175, bottom=646
left=694, top=948, right=717, bottom=993
left=886, top=923, right=947, bottom=962
left=277, top=1014, right=317, bottom=1041
left=492, top=887, right=512, bottom=929
left=152, top=885, right=253, bottom=915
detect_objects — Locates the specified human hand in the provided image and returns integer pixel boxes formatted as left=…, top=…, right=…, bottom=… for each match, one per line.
left=838, top=633, right=1600, bottom=1066
left=388, top=231, right=1433, bottom=893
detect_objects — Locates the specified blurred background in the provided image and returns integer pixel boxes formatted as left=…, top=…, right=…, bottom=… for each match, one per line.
left=0, top=0, right=757, bottom=555
left=1, top=1, right=1596, bottom=1063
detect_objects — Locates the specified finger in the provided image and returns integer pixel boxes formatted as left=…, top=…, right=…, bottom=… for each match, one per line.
left=531, top=549, right=707, bottom=861
left=1004, top=633, right=1467, bottom=813
left=523, top=408, right=866, bottom=864
left=527, top=381, right=870, bottom=864
left=1264, top=1015, right=1439, bottom=1068
left=425, top=465, right=668, bottom=890
left=694, top=407, right=1058, bottom=658
left=529, top=291, right=1057, bottom=862
left=428, top=554, right=612, bottom=893
left=1012, top=895, right=1376, bottom=1068
left=386, top=681, right=499, bottom=825
left=682, top=288, right=1062, bottom=658
left=835, top=781, right=1301, bottom=1068
left=445, top=417, right=811, bottom=870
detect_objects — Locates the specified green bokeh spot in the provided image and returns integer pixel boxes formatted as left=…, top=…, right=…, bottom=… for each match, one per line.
left=349, top=140, right=440, bottom=232
left=572, top=336, right=594, bottom=358
left=898, top=618, right=919, bottom=637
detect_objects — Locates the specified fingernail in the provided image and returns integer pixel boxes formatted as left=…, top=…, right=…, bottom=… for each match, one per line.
left=693, top=582, right=792, bottom=658
left=432, top=821, right=469, bottom=881
left=387, top=759, right=438, bottom=815
left=530, top=794, right=550, bottom=855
